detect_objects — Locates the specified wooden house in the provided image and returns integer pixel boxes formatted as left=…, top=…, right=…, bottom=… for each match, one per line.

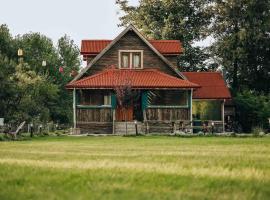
left=66, top=25, right=232, bottom=134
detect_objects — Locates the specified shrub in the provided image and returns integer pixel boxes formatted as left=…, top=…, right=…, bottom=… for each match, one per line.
left=252, top=127, right=265, bottom=137
left=234, top=91, right=270, bottom=133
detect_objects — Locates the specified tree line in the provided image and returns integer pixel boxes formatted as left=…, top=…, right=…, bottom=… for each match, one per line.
left=0, top=0, right=269, bottom=132
left=116, top=0, right=270, bottom=132
left=0, top=24, right=80, bottom=125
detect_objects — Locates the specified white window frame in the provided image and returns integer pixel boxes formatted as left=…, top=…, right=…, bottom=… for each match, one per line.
left=118, top=50, right=143, bottom=69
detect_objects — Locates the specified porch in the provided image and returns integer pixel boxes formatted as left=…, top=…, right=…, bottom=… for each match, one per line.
left=73, top=89, right=193, bottom=134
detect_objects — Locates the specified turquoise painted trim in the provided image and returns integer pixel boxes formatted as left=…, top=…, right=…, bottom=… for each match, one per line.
left=111, top=94, right=116, bottom=109
left=188, top=90, right=192, bottom=108
left=147, top=105, right=189, bottom=109
left=141, top=91, right=148, bottom=110
left=76, top=105, right=112, bottom=109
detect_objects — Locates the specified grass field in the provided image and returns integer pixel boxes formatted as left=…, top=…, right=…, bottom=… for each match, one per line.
left=0, top=136, right=269, bottom=200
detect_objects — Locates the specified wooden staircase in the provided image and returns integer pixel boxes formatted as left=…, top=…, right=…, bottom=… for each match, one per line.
left=114, top=121, right=143, bottom=135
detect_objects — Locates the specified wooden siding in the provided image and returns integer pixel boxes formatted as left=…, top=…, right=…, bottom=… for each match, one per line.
left=145, top=108, right=189, bottom=121
left=86, top=55, right=96, bottom=65
left=77, top=122, right=113, bottom=134
left=82, top=31, right=179, bottom=78
left=165, top=56, right=178, bottom=67
left=76, top=108, right=112, bottom=122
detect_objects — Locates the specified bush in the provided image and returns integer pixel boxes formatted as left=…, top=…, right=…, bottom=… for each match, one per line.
left=252, top=127, right=265, bottom=137
left=234, top=91, right=270, bottom=133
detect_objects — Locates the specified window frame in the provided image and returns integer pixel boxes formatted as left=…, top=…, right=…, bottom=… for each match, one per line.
left=118, top=50, right=143, bottom=69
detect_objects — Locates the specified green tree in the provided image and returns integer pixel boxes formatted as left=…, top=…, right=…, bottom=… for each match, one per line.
left=0, top=54, right=17, bottom=122
left=0, top=24, right=81, bottom=125
left=116, top=0, right=212, bottom=71
left=210, top=0, right=270, bottom=93
left=234, top=91, right=270, bottom=132
left=0, top=24, right=16, bottom=58
left=52, top=35, right=81, bottom=123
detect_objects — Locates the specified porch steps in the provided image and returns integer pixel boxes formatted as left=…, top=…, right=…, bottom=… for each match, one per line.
left=114, top=122, right=143, bottom=135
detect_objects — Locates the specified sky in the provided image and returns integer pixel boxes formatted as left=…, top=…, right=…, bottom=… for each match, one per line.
left=0, top=0, right=139, bottom=46
left=0, top=0, right=211, bottom=49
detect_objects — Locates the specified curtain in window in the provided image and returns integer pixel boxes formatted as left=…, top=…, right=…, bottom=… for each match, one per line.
left=133, top=53, right=140, bottom=68
left=121, top=53, right=129, bottom=68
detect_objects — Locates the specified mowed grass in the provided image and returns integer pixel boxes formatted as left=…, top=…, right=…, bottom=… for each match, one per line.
left=0, top=136, right=270, bottom=200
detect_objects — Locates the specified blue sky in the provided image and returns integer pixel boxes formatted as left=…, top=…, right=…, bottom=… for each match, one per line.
left=0, top=0, right=139, bottom=46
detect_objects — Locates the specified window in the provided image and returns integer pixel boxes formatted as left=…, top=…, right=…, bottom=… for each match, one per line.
left=121, top=52, right=130, bottom=68
left=119, top=51, right=143, bottom=69
left=104, top=95, right=111, bottom=105
left=148, top=90, right=188, bottom=106
left=133, top=53, right=141, bottom=68
left=79, top=90, right=111, bottom=106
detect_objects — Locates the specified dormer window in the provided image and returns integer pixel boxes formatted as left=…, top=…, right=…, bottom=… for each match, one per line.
left=119, top=50, right=143, bottom=69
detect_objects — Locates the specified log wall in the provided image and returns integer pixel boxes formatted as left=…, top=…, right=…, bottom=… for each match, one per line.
left=82, top=31, right=179, bottom=78
left=145, top=108, right=189, bottom=121
left=76, top=108, right=112, bottom=122
left=144, top=107, right=190, bottom=133
left=77, top=122, right=113, bottom=134
left=76, top=108, right=113, bottom=134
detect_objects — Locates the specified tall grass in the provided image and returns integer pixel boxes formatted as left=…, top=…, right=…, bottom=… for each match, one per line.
left=0, top=136, right=269, bottom=200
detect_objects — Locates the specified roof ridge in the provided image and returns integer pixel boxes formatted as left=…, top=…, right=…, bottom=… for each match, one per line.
left=82, top=39, right=112, bottom=41
left=82, top=39, right=179, bottom=42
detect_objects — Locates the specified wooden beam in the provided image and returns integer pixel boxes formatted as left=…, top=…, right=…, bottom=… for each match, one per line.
left=76, top=105, right=112, bottom=109
left=73, top=89, right=76, bottom=129
left=190, top=89, right=193, bottom=134
left=112, top=110, right=116, bottom=134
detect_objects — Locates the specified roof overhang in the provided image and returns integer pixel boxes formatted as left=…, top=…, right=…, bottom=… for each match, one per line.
left=66, top=69, right=199, bottom=90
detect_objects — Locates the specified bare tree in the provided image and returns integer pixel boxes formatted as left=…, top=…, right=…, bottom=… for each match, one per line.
left=112, top=67, right=139, bottom=135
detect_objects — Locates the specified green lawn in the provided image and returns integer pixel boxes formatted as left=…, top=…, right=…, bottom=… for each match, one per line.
left=0, top=136, right=269, bottom=200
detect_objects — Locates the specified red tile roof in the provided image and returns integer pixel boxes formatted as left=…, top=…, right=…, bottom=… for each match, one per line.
left=149, top=40, right=182, bottom=54
left=66, top=69, right=199, bottom=89
left=81, top=40, right=182, bottom=55
left=183, top=72, right=231, bottom=99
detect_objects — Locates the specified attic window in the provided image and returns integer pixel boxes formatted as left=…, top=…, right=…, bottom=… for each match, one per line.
left=119, top=50, right=143, bottom=69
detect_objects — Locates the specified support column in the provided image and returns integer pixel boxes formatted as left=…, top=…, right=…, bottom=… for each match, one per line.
left=190, top=89, right=193, bottom=134
left=111, top=94, right=116, bottom=134
left=141, top=91, right=149, bottom=134
left=73, top=88, right=76, bottom=129
left=222, top=99, right=225, bottom=132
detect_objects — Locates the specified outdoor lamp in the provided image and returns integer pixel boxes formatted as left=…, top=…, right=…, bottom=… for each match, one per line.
left=17, top=48, right=23, bottom=56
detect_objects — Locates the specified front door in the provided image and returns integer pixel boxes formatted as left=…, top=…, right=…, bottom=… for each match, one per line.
left=116, top=106, right=134, bottom=121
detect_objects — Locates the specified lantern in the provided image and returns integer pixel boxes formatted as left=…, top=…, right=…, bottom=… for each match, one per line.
left=17, top=49, right=23, bottom=56
left=42, top=60, right=47, bottom=67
